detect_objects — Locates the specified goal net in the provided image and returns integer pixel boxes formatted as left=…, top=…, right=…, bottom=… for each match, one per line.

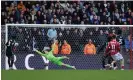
left=2, top=24, right=133, bottom=70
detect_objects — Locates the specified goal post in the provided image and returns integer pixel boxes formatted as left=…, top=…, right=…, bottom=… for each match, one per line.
left=4, top=24, right=133, bottom=70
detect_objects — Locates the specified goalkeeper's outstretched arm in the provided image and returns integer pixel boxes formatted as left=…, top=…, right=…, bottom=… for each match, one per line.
left=34, top=48, right=46, bottom=57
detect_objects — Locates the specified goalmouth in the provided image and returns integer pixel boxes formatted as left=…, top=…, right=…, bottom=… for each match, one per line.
left=4, top=24, right=133, bottom=70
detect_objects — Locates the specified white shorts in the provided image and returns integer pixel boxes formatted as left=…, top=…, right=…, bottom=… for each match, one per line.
left=111, top=52, right=123, bottom=61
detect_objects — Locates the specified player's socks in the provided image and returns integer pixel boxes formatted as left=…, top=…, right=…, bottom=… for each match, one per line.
left=65, top=64, right=75, bottom=69
left=72, top=66, right=76, bottom=70
left=121, top=66, right=124, bottom=70
left=120, top=59, right=124, bottom=70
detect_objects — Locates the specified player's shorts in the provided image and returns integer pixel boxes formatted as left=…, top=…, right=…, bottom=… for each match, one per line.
left=53, top=57, right=64, bottom=66
left=111, top=52, right=123, bottom=61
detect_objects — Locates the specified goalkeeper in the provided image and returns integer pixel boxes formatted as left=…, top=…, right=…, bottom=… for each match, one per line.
left=34, top=41, right=76, bottom=69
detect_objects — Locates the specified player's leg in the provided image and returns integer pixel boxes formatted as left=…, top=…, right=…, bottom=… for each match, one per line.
left=120, top=59, right=124, bottom=70
left=118, top=53, right=124, bottom=70
left=111, top=54, right=118, bottom=69
left=102, top=55, right=108, bottom=70
left=115, top=52, right=124, bottom=70
left=56, top=61, right=76, bottom=69
left=62, top=63, right=76, bottom=69
left=7, top=56, right=11, bottom=69
left=57, top=56, right=69, bottom=61
left=10, top=55, right=14, bottom=69
left=108, top=56, right=117, bottom=70
left=111, top=52, right=124, bottom=70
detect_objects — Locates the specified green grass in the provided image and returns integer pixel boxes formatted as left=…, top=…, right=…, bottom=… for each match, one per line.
left=2, top=70, right=133, bottom=80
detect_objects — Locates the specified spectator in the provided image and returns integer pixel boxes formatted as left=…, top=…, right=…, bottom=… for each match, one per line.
left=17, top=1, right=26, bottom=12
left=71, top=28, right=80, bottom=51
left=83, top=39, right=96, bottom=55
left=51, top=40, right=59, bottom=54
left=64, top=29, right=71, bottom=43
left=125, top=35, right=133, bottom=52
left=86, top=30, right=95, bottom=44
left=47, top=28, right=57, bottom=40
left=16, top=28, right=25, bottom=51
left=30, top=10, right=36, bottom=22
left=120, top=12, right=127, bottom=23
left=79, top=29, right=84, bottom=51
left=1, top=12, right=6, bottom=25
left=47, top=28, right=57, bottom=47
left=23, top=28, right=32, bottom=51
left=100, top=12, right=107, bottom=23
left=61, top=40, right=71, bottom=55
left=106, top=17, right=111, bottom=24
left=98, top=30, right=107, bottom=47
left=60, top=16, right=66, bottom=24
left=36, top=30, right=45, bottom=51
left=36, top=11, right=43, bottom=23
left=35, top=4, right=40, bottom=11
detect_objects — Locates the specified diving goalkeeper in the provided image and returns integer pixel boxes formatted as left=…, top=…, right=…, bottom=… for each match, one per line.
left=33, top=42, right=76, bottom=69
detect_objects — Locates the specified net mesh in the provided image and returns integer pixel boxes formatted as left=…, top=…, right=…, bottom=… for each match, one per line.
left=7, top=26, right=130, bottom=52
left=2, top=25, right=133, bottom=69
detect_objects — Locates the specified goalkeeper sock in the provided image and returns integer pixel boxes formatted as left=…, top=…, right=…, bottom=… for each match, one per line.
left=65, top=64, right=73, bottom=69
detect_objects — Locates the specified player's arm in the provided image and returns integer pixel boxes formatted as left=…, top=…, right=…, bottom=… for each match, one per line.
left=34, top=48, right=46, bottom=57
left=5, top=42, right=8, bottom=46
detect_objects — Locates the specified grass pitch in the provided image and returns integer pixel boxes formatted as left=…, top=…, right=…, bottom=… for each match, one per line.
left=2, top=70, right=133, bottom=80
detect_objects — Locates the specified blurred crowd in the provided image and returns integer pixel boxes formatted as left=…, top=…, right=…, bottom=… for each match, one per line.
left=1, top=1, right=133, bottom=25
left=2, top=1, right=133, bottom=55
